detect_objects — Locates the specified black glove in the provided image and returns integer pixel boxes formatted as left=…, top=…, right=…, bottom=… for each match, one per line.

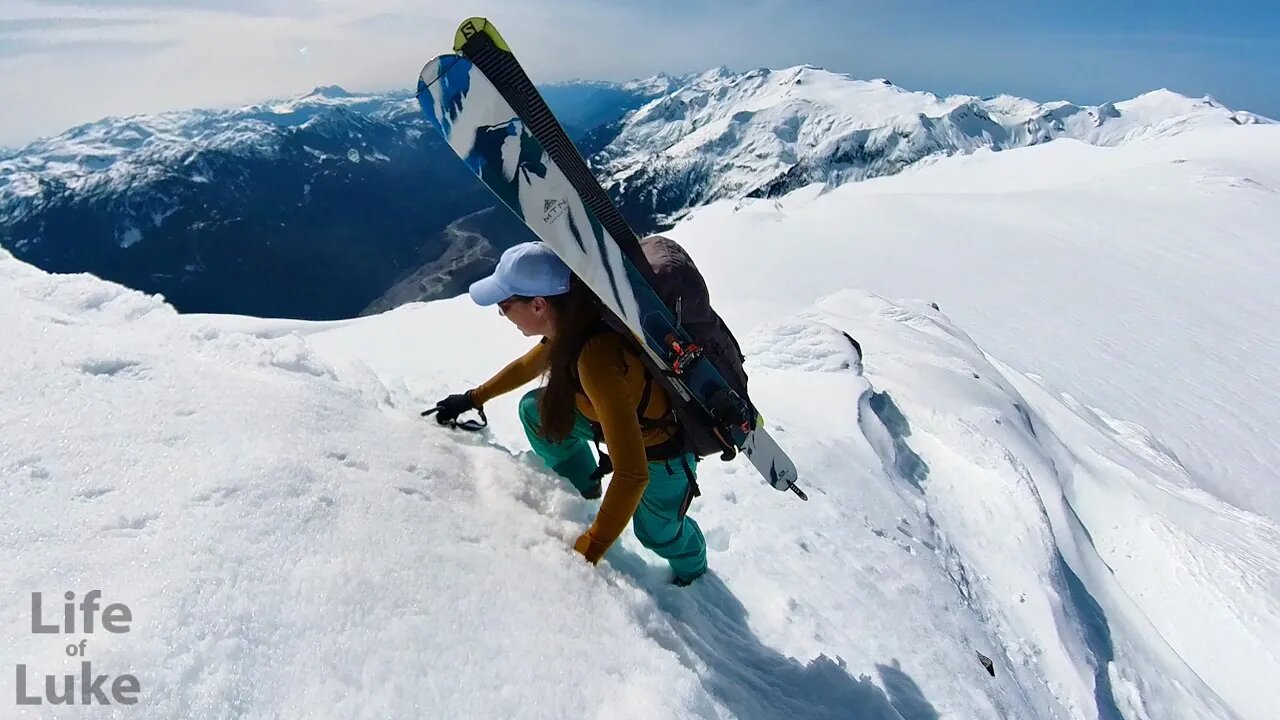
left=422, top=391, right=484, bottom=429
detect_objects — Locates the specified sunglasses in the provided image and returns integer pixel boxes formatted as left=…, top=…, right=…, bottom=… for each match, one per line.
left=497, top=296, right=531, bottom=316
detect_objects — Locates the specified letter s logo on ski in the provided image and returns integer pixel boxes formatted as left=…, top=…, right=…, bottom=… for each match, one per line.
left=543, top=198, right=569, bottom=225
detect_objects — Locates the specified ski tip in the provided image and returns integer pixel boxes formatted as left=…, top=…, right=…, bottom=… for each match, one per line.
left=416, top=56, right=447, bottom=94
left=454, top=17, right=511, bottom=54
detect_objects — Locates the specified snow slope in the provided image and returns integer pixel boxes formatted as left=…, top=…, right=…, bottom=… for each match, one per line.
left=672, top=124, right=1280, bottom=527
left=5, top=124, right=1278, bottom=719
left=665, top=124, right=1280, bottom=717
left=3, top=235, right=1273, bottom=717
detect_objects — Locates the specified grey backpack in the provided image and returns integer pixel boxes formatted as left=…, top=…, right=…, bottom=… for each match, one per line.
left=639, top=235, right=753, bottom=459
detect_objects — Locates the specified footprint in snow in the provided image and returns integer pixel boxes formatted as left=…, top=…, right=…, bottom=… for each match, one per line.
left=77, top=358, right=145, bottom=378
left=6, top=457, right=51, bottom=484
left=397, top=486, right=427, bottom=500
left=191, top=485, right=242, bottom=506
left=107, top=513, right=158, bottom=532
left=325, top=451, right=368, bottom=471
left=74, top=487, right=114, bottom=501
left=705, top=526, right=732, bottom=552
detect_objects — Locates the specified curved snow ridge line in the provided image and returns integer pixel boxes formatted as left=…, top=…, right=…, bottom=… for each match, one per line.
left=994, top=359, right=1280, bottom=720
left=747, top=293, right=1233, bottom=717
left=747, top=290, right=1250, bottom=719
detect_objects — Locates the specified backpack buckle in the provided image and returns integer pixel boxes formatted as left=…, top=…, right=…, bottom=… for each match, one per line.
left=668, top=338, right=704, bottom=375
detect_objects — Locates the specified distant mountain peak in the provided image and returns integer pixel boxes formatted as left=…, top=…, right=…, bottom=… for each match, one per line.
left=306, top=85, right=354, bottom=98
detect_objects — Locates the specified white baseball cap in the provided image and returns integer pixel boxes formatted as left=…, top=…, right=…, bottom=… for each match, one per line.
left=468, top=242, right=571, bottom=306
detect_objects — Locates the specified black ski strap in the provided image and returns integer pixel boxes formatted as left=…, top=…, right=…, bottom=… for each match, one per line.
left=588, top=450, right=613, bottom=484
left=668, top=453, right=699, bottom=520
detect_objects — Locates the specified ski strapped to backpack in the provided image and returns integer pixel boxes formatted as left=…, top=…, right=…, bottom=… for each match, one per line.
left=637, top=235, right=754, bottom=462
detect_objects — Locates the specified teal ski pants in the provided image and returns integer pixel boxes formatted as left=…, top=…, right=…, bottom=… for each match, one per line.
left=518, top=389, right=707, bottom=579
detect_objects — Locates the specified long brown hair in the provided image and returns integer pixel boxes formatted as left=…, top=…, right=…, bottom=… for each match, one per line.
left=537, top=276, right=605, bottom=441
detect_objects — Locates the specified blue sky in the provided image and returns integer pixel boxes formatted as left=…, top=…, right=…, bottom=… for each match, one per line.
left=0, top=0, right=1276, bottom=146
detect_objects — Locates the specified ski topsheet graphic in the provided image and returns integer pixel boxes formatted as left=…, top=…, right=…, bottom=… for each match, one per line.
left=417, top=18, right=804, bottom=498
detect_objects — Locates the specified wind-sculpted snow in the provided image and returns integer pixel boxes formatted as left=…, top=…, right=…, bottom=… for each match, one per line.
left=5, top=240, right=1271, bottom=718
left=667, top=124, right=1280, bottom=718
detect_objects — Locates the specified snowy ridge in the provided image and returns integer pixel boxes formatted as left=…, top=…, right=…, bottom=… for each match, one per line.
left=0, top=74, right=662, bottom=224
left=620, top=72, right=691, bottom=98
left=543, top=73, right=688, bottom=98
left=672, top=124, right=1280, bottom=527
left=3, top=236, right=1265, bottom=718
left=0, top=86, right=418, bottom=218
left=593, top=65, right=1274, bottom=223
left=0, top=83, right=508, bottom=320
left=667, top=123, right=1280, bottom=718
left=6, top=68, right=1269, bottom=235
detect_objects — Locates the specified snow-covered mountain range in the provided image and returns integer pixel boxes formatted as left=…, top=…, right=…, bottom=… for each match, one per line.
left=594, top=65, right=1274, bottom=225
left=0, top=87, right=531, bottom=319
left=0, top=80, right=674, bottom=318
left=0, top=68, right=1272, bottom=317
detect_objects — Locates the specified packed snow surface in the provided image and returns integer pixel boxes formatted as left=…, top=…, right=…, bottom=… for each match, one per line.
left=4, top=124, right=1278, bottom=719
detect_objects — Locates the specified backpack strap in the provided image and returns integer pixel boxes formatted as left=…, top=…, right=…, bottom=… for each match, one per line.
left=573, top=328, right=686, bottom=462
left=585, top=371, right=683, bottom=462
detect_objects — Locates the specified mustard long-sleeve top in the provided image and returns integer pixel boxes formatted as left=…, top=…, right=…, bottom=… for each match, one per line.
left=470, top=333, right=674, bottom=555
